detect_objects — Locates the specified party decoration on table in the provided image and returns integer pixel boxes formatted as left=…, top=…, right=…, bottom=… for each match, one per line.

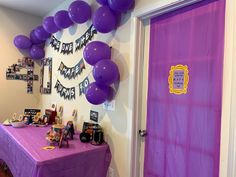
left=30, top=45, right=45, bottom=59
left=24, top=109, right=41, bottom=124
left=79, top=76, right=90, bottom=96
left=64, top=121, right=75, bottom=140
left=92, top=6, right=117, bottom=33
left=80, top=122, right=104, bottom=145
left=46, top=124, right=69, bottom=148
left=75, top=25, right=97, bottom=51
left=54, top=10, right=73, bottom=29
left=168, top=64, right=189, bottom=95
left=108, top=0, right=134, bottom=13
left=6, top=57, right=39, bottom=94
left=42, top=16, right=59, bottom=34
left=42, top=146, right=55, bottom=150
left=34, top=26, right=51, bottom=41
left=60, top=42, right=74, bottom=55
left=44, top=109, right=57, bottom=125
left=68, top=1, right=92, bottom=24
left=54, top=80, right=76, bottom=100
left=14, top=35, right=32, bottom=49
left=58, top=58, right=85, bottom=79
left=40, top=57, right=52, bottom=94
left=30, top=112, right=49, bottom=127
left=83, top=41, right=111, bottom=66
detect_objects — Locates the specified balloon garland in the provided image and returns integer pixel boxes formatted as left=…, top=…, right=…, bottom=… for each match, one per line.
left=13, top=0, right=135, bottom=105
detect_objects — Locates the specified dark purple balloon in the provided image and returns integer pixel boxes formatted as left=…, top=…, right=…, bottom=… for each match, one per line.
left=83, top=41, right=111, bottom=66
left=96, top=0, right=108, bottom=5
left=107, top=86, right=115, bottom=101
left=108, top=0, right=134, bottom=12
left=93, top=60, right=119, bottom=85
left=92, top=6, right=116, bottom=33
left=54, top=10, right=73, bottom=29
left=30, top=45, right=45, bottom=60
left=68, top=1, right=91, bottom=24
left=14, top=35, right=32, bottom=49
left=35, top=26, right=51, bottom=41
left=43, top=16, right=59, bottom=34
left=85, top=82, right=109, bottom=105
left=30, top=30, right=45, bottom=44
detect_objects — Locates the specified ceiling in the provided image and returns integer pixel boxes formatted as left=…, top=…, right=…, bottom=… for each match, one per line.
left=0, top=0, right=65, bottom=17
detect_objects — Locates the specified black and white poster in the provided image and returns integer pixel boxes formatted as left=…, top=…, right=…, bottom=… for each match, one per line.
left=78, top=76, right=90, bottom=96
left=58, top=58, right=85, bottom=79
left=54, top=80, right=76, bottom=100
left=49, top=25, right=97, bottom=54
left=60, top=42, right=73, bottom=55
left=75, top=25, right=97, bottom=51
left=50, top=36, right=61, bottom=52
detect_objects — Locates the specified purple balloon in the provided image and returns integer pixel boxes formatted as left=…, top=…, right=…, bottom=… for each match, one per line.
left=96, top=0, right=108, bottom=5
left=35, top=26, right=51, bottom=41
left=54, top=10, right=73, bottom=29
left=14, top=35, right=32, bottom=49
left=68, top=1, right=91, bottom=24
left=43, top=16, right=59, bottom=34
left=108, top=0, right=134, bottom=12
left=83, top=41, right=111, bottom=66
left=30, top=45, right=45, bottom=60
left=92, top=6, right=116, bottom=33
left=93, top=60, right=119, bottom=85
left=30, top=30, right=45, bottom=44
left=85, top=82, right=109, bottom=105
left=107, top=86, right=115, bottom=101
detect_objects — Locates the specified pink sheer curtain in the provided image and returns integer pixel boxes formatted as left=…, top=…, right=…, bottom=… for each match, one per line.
left=144, top=0, right=225, bottom=177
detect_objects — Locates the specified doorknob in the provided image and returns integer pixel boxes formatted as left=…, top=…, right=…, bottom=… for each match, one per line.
left=139, top=130, right=147, bottom=137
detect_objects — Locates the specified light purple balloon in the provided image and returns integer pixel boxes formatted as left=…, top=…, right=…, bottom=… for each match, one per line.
left=30, top=30, right=45, bottom=44
left=85, top=82, right=109, bottom=105
left=96, top=0, right=108, bottom=5
left=92, top=6, right=116, bottom=33
left=54, top=10, right=73, bottom=29
left=34, top=26, right=51, bottom=41
left=108, top=0, right=134, bottom=13
left=68, top=1, right=91, bottom=24
left=93, top=60, right=119, bottom=85
left=43, top=16, right=59, bottom=34
left=83, top=41, right=111, bottom=66
left=30, top=45, right=45, bottom=60
left=14, top=35, right=32, bottom=49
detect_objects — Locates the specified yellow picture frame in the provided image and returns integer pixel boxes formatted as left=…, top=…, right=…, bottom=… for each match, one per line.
left=168, top=64, right=189, bottom=95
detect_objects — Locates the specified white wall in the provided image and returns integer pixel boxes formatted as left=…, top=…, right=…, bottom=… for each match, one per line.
left=43, top=1, right=137, bottom=177
left=0, top=6, right=41, bottom=122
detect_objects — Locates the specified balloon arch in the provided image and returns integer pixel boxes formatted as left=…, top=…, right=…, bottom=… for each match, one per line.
left=13, top=0, right=134, bottom=105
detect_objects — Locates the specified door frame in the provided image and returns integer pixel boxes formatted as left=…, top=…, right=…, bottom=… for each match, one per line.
left=129, top=0, right=236, bottom=177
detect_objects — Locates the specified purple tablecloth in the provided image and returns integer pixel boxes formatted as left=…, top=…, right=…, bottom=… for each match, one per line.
left=0, top=124, right=111, bottom=177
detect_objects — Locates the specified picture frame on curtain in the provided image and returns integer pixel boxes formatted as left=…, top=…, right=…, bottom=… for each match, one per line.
left=40, top=57, right=52, bottom=94
left=168, top=64, right=189, bottom=95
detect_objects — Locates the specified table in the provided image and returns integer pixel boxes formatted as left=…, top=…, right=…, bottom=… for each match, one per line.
left=0, top=124, right=111, bottom=177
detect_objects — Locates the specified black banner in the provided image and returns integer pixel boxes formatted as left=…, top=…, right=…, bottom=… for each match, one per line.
left=54, top=80, right=76, bottom=100
left=49, top=25, right=97, bottom=54
left=75, top=25, right=97, bottom=51
left=58, top=58, right=85, bottom=79
left=61, top=42, right=73, bottom=55
left=78, top=76, right=90, bottom=96
left=50, top=36, right=61, bottom=52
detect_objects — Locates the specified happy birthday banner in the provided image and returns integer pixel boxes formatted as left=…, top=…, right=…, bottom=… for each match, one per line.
left=54, top=80, right=76, bottom=100
left=58, top=58, right=85, bottom=79
left=50, top=25, right=97, bottom=55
